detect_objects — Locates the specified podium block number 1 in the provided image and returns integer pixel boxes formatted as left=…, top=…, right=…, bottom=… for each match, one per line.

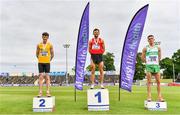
left=95, top=91, right=101, bottom=103
left=39, top=99, right=45, bottom=107
left=87, top=89, right=109, bottom=111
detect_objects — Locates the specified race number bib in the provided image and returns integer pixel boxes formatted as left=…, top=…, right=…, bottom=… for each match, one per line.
left=92, top=44, right=100, bottom=50
left=149, top=56, right=157, bottom=61
left=41, top=51, right=48, bottom=56
left=146, top=56, right=158, bottom=65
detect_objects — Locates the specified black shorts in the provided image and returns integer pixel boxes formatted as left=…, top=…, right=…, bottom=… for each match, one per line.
left=38, top=63, right=50, bottom=73
left=91, top=54, right=103, bottom=64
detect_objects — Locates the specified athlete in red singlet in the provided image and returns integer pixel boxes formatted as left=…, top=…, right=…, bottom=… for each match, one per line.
left=89, top=28, right=105, bottom=89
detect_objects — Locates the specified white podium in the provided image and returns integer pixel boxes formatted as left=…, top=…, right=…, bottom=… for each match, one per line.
left=87, top=89, right=109, bottom=111
left=33, top=96, right=55, bottom=112
left=144, top=100, right=167, bottom=111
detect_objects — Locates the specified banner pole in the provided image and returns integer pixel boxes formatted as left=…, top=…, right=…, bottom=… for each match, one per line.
left=119, top=74, right=121, bottom=101
left=74, top=86, right=77, bottom=102
left=118, top=87, right=121, bottom=101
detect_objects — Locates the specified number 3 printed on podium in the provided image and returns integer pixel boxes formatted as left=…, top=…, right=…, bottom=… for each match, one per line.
left=156, top=103, right=160, bottom=108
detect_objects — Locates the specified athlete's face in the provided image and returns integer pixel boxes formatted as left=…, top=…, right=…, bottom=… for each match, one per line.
left=93, top=30, right=100, bottom=38
left=148, top=37, right=155, bottom=45
left=42, top=35, right=48, bottom=43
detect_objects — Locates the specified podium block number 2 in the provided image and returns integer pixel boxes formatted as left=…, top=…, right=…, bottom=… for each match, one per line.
left=95, top=91, right=101, bottom=103
left=39, top=99, right=45, bottom=107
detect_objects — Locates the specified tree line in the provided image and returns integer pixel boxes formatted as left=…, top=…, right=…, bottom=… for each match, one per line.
left=85, top=49, right=180, bottom=80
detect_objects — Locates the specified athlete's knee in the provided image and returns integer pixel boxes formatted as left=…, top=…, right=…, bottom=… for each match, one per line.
left=91, top=64, right=95, bottom=71
left=39, top=74, right=44, bottom=80
left=46, top=77, right=50, bottom=81
left=91, top=70, right=95, bottom=75
left=45, top=75, right=50, bottom=80
left=39, top=78, right=44, bottom=82
left=99, top=62, right=104, bottom=69
left=99, top=61, right=104, bottom=67
left=147, top=79, right=151, bottom=85
left=99, top=68, right=104, bottom=75
left=156, top=80, right=160, bottom=85
left=147, top=82, right=151, bottom=86
left=39, top=73, right=43, bottom=76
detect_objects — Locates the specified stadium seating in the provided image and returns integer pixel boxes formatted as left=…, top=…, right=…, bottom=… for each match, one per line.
left=0, top=74, right=119, bottom=86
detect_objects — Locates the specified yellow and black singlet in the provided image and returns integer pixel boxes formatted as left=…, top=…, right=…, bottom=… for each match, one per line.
left=38, top=42, right=52, bottom=63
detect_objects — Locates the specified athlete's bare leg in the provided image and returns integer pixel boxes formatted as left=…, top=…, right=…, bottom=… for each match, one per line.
left=146, top=72, right=152, bottom=101
left=154, top=72, right=164, bottom=101
left=38, top=73, right=44, bottom=97
left=98, top=61, right=104, bottom=88
left=45, top=73, right=51, bottom=97
left=90, top=59, right=95, bottom=89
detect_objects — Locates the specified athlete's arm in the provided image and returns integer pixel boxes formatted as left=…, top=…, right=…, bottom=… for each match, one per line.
left=158, top=47, right=161, bottom=61
left=141, top=47, right=146, bottom=63
left=36, top=45, right=39, bottom=59
left=50, top=45, right=54, bottom=61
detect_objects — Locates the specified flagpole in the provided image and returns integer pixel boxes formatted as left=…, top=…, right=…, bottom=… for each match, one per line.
left=119, top=69, right=121, bottom=101
left=74, top=70, right=77, bottom=102
left=118, top=86, right=121, bottom=101
left=74, top=86, right=77, bottom=102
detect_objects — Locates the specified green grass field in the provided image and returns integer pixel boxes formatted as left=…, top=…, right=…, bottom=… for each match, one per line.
left=0, top=85, right=180, bottom=115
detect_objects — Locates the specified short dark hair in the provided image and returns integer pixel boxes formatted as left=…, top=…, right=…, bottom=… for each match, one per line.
left=42, top=32, right=49, bottom=37
left=93, top=28, right=100, bottom=32
left=147, top=35, right=154, bottom=39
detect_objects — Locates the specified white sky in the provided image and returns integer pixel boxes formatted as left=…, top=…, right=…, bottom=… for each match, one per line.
left=0, top=0, right=180, bottom=73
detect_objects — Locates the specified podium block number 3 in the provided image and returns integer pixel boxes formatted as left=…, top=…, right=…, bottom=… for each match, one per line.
left=95, top=91, right=101, bottom=103
left=156, top=103, right=160, bottom=108
left=39, top=99, right=45, bottom=107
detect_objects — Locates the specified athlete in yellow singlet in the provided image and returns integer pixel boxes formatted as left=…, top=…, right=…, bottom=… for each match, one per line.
left=36, top=32, right=54, bottom=97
